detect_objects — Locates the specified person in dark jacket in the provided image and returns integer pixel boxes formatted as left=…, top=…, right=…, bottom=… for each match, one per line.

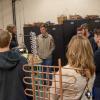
left=93, top=29, right=100, bottom=100
left=0, top=30, right=28, bottom=100
left=89, top=29, right=99, bottom=54
left=6, top=25, right=18, bottom=49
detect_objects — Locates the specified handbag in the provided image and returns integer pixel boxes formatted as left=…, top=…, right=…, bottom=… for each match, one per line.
left=79, top=78, right=92, bottom=100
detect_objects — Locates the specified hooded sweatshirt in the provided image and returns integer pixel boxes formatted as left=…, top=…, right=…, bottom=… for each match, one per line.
left=0, top=49, right=27, bottom=100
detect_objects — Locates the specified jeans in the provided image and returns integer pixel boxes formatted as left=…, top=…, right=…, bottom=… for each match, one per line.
left=93, top=87, right=100, bottom=100
left=41, top=56, right=52, bottom=85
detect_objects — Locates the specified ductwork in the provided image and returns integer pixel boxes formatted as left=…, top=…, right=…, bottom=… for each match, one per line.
left=12, top=0, right=16, bottom=25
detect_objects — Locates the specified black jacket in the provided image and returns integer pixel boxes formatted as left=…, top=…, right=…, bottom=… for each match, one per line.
left=10, top=34, right=18, bottom=49
left=94, top=47, right=100, bottom=87
left=0, top=50, right=28, bottom=100
left=89, top=37, right=98, bottom=54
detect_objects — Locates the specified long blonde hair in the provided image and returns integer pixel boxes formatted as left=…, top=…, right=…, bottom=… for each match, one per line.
left=67, top=35, right=95, bottom=77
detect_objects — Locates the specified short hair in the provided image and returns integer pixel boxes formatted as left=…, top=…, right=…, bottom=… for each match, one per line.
left=6, top=24, right=15, bottom=33
left=40, top=24, right=47, bottom=29
left=67, top=35, right=95, bottom=77
left=94, top=28, right=100, bottom=35
left=0, top=30, right=11, bottom=48
left=81, top=23, right=88, bottom=29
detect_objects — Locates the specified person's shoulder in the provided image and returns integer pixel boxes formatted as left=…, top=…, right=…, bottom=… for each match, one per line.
left=37, top=34, right=43, bottom=39
left=48, top=34, right=52, bottom=37
left=48, top=34, right=54, bottom=40
left=37, top=34, right=42, bottom=37
left=19, top=55, right=28, bottom=65
left=95, top=48, right=100, bottom=55
left=37, top=34, right=40, bottom=37
left=10, top=49, right=27, bottom=66
left=94, top=48, right=100, bottom=61
left=61, top=65, right=75, bottom=75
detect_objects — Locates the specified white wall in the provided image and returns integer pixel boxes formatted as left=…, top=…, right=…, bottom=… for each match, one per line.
left=0, top=0, right=100, bottom=45
left=0, top=0, right=13, bottom=29
left=0, top=0, right=23, bottom=46
left=16, top=0, right=100, bottom=25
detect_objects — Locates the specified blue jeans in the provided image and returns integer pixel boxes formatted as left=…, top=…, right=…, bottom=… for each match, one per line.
left=42, top=56, right=52, bottom=66
left=93, top=87, right=100, bottom=100
left=41, top=57, right=52, bottom=85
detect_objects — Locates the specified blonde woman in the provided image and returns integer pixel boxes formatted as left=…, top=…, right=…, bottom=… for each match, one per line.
left=50, top=35, right=95, bottom=100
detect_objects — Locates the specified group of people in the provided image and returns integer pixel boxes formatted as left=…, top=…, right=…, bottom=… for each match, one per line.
left=0, top=24, right=55, bottom=100
left=0, top=23, right=100, bottom=100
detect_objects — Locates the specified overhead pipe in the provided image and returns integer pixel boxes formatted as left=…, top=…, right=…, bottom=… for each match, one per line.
left=12, top=0, right=16, bottom=25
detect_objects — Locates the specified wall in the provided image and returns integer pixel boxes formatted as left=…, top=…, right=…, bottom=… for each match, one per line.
left=0, top=0, right=23, bottom=46
left=16, top=0, right=100, bottom=25
left=0, top=0, right=13, bottom=29
left=0, top=0, right=100, bottom=45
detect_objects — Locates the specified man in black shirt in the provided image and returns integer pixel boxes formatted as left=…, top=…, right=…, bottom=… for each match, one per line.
left=89, top=29, right=98, bottom=54
left=93, top=29, right=100, bottom=100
